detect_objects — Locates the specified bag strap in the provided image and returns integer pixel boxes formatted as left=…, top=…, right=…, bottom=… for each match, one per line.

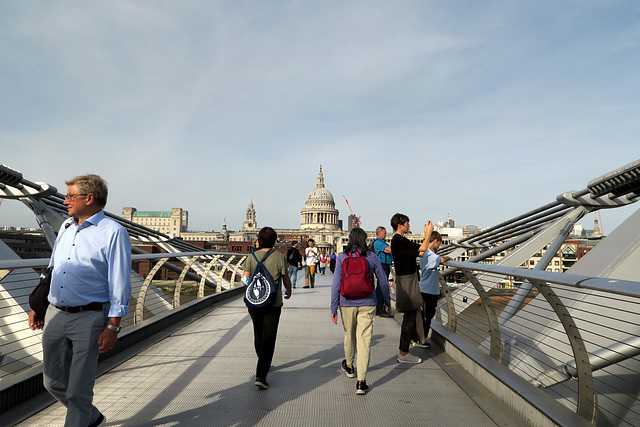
left=373, top=238, right=386, bottom=256
left=347, top=249, right=360, bottom=259
left=49, top=221, right=72, bottom=268
left=252, top=250, right=274, bottom=266
left=251, top=251, right=276, bottom=286
left=55, top=221, right=72, bottom=248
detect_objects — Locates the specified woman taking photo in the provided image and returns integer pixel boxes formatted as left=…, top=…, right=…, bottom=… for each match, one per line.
left=330, top=227, right=391, bottom=395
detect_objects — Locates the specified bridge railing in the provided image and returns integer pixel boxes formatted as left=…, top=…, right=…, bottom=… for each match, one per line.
left=129, top=251, right=247, bottom=325
left=439, top=260, right=640, bottom=426
left=0, top=250, right=248, bottom=413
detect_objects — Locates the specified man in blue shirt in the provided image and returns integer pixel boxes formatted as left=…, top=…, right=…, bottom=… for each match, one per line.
left=419, top=231, right=451, bottom=346
left=28, top=174, right=131, bottom=427
left=373, top=226, right=393, bottom=317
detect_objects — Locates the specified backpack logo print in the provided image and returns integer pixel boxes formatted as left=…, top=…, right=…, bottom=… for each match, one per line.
left=244, top=250, right=277, bottom=309
left=249, top=272, right=271, bottom=305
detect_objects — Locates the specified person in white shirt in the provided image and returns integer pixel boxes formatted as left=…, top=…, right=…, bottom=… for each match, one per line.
left=304, top=239, right=319, bottom=288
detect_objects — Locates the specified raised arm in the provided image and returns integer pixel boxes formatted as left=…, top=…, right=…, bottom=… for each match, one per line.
left=418, top=221, right=434, bottom=256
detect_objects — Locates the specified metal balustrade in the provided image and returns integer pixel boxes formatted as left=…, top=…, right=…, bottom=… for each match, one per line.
left=129, top=251, right=247, bottom=324
left=0, top=250, right=247, bottom=412
left=437, top=260, right=640, bottom=426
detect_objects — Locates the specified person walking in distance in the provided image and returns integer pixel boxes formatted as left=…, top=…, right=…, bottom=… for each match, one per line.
left=331, top=227, right=391, bottom=395
left=319, top=251, right=327, bottom=275
left=28, top=174, right=132, bottom=427
left=390, top=213, right=433, bottom=364
left=329, top=251, right=337, bottom=274
left=304, top=239, right=318, bottom=288
left=286, top=241, right=302, bottom=289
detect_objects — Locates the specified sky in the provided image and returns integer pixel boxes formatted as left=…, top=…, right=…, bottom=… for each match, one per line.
left=1, top=1, right=639, bottom=236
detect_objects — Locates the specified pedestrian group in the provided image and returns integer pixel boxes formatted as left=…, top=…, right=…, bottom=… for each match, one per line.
left=28, top=172, right=448, bottom=426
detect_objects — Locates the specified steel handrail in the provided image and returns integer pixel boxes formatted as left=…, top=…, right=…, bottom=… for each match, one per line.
left=446, top=260, right=640, bottom=298
left=440, top=259, right=640, bottom=424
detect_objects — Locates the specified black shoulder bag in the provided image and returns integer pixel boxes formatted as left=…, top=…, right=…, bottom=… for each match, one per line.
left=29, top=222, right=71, bottom=323
left=29, top=267, right=53, bottom=322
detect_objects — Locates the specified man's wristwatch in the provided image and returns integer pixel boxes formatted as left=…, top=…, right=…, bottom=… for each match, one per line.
left=106, top=324, right=122, bottom=334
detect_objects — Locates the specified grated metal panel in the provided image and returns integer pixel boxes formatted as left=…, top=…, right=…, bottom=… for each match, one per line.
left=17, top=274, right=506, bottom=427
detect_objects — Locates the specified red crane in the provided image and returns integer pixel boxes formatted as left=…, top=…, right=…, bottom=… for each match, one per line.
left=343, top=195, right=361, bottom=227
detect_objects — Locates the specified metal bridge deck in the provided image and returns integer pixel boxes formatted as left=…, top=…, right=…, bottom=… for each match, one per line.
left=15, top=273, right=524, bottom=426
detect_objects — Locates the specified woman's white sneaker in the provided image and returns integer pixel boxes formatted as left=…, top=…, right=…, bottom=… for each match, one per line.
left=397, top=352, right=422, bottom=364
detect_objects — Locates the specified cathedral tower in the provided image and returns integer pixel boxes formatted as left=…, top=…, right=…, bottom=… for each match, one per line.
left=242, top=198, right=257, bottom=232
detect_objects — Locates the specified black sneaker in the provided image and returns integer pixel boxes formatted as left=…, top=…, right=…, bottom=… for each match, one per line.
left=341, top=359, right=355, bottom=378
left=411, top=340, right=431, bottom=349
left=356, top=380, right=369, bottom=395
left=88, top=413, right=106, bottom=427
left=255, top=377, right=269, bottom=389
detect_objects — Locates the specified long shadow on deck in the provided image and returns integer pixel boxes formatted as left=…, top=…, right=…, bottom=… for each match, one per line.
left=120, top=325, right=411, bottom=427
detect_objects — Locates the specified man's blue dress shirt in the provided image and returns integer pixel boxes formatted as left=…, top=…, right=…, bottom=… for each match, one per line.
left=48, top=210, right=132, bottom=318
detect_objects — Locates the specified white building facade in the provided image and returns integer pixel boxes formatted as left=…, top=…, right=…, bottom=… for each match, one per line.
left=122, top=207, right=188, bottom=236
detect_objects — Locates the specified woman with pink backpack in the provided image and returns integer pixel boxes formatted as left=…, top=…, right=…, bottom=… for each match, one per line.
left=319, top=251, right=327, bottom=275
left=330, top=227, right=391, bottom=395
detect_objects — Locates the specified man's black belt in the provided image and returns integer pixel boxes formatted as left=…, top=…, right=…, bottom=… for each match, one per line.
left=52, top=302, right=103, bottom=313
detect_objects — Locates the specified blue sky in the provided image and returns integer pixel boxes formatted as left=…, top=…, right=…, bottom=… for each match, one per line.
left=1, top=1, right=639, bottom=235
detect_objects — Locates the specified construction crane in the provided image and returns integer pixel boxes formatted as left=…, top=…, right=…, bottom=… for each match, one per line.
left=342, top=195, right=361, bottom=228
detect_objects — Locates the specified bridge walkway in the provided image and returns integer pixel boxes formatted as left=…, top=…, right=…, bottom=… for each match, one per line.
left=16, top=272, right=524, bottom=426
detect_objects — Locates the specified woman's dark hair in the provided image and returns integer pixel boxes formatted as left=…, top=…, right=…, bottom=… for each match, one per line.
left=257, top=227, right=277, bottom=249
left=390, top=212, right=409, bottom=231
left=344, top=227, right=369, bottom=256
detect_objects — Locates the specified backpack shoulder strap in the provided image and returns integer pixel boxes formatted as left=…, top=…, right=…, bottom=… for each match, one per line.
left=346, top=250, right=362, bottom=260
left=253, top=250, right=274, bottom=264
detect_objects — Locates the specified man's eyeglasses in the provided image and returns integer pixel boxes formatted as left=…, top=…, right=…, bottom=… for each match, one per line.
left=64, top=193, right=88, bottom=201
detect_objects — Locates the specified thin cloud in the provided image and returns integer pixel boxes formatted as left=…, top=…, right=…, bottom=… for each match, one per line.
left=1, top=1, right=639, bottom=234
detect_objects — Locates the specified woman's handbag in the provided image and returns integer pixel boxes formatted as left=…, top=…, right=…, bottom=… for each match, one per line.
left=394, top=272, right=423, bottom=312
left=29, top=267, right=53, bottom=322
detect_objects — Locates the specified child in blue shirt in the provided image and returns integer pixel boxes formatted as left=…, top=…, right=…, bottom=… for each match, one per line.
left=418, top=231, right=451, bottom=347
